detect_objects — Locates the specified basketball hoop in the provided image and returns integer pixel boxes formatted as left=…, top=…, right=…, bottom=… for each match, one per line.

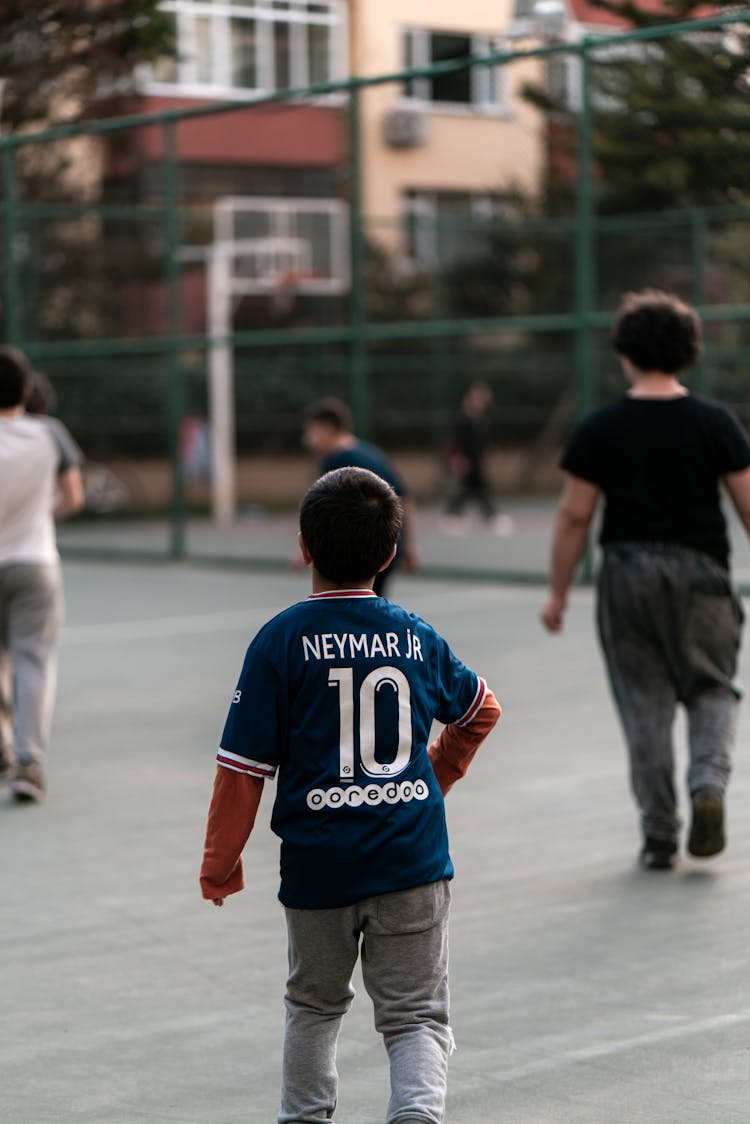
left=271, top=270, right=318, bottom=315
left=204, top=199, right=349, bottom=525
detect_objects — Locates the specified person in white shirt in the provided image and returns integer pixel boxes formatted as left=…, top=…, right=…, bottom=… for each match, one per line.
left=0, top=347, right=84, bottom=802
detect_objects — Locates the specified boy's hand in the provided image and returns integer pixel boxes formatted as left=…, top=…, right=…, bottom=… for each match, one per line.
left=211, top=898, right=225, bottom=907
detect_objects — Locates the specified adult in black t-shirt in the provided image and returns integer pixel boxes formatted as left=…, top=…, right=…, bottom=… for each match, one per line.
left=541, top=289, right=750, bottom=870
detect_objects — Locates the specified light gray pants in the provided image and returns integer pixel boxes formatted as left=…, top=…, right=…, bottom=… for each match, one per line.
left=280, top=879, right=452, bottom=1124
left=0, top=562, right=63, bottom=766
left=597, top=543, right=743, bottom=842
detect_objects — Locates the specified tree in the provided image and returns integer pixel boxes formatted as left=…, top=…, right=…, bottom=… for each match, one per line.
left=522, top=0, right=750, bottom=214
left=0, top=4, right=177, bottom=337
left=0, top=1, right=175, bottom=132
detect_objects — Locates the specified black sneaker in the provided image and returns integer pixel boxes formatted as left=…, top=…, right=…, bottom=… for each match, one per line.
left=11, top=761, right=46, bottom=803
left=688, top=790, right=725, bottom=858
left=639, top=837, right=678, bottom=870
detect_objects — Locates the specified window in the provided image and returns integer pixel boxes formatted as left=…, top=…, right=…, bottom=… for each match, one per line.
left=149, top=0, right=346, bottom=96
left=403, top=29, right=507, bottom=112
left=512, top=0, right=536, bottom=19
left=546, top=54, right=573, bottom=107
left=546, top=41, right=643, bottom=113
left=405, top=191, right=509, bottom=267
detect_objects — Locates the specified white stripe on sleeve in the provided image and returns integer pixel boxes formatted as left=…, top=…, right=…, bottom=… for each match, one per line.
left=216, top=748, right=277, bottom=779
left=455, top=677, right=488, bottom=727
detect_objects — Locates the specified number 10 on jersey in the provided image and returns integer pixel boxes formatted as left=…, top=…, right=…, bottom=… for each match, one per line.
left=328, top=666, right=413, bottom=781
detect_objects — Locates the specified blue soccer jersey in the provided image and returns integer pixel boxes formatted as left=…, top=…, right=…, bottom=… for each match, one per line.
left=218, top=590, right=487, bottom=909
left=321, top=441, right=406, bottom=498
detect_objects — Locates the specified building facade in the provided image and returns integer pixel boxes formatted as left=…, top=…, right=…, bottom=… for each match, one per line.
left=349, top=0, right=545, bottom=267
left=117, top=0, right=546, bottom=288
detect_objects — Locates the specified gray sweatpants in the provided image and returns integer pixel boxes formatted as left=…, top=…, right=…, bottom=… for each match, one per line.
left=280, top=879, right=452, bottom=1124
left=0, top=562, right=63, bottom=766
left=597, top=543, right=743, bottom=842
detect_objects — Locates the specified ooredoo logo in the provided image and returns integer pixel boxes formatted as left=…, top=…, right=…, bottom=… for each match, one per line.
left=306, top=778, right=430, bottom=810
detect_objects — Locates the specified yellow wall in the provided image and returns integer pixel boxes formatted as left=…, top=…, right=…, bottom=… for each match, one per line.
left=348, top=0, right=544, bottom=242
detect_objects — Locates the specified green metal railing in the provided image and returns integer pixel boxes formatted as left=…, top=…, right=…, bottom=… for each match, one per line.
left=2, top=9, right=750, bottom=572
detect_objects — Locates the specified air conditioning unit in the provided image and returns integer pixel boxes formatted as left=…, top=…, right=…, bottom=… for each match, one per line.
left=383, top=104, right=428, bottom=149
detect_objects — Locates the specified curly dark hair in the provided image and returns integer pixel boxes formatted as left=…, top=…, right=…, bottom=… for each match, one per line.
left=300, top=467, right=403, bottom=584
left=0, top=346, right=31, bottom=409
left=612, top=289, right=703, bottom=374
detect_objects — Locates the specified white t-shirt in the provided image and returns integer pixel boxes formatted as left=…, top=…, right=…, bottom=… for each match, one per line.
left=0, top=414, right=81, bottom=565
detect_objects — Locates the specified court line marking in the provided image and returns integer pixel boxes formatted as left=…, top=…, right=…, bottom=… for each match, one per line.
left=61, top=608, right=270, bottom=645
left=482, top=1008, right=750, bottom=1084
left=2, top=1004, right=749, bottom=1073
left=60, top=584, right=548, bottom=647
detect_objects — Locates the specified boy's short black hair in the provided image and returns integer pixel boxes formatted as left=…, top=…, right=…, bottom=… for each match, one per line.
left=300, top=467, right=403, bottom=584
left=612, top=289, right=702, bottom=374
left=0, top=346, right=31, bottom=409
left=303, top=397, right=353, bottom=433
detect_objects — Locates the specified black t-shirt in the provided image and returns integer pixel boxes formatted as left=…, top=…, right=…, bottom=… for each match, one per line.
left=561, top=394, right=750, bottom=568
left=451, top=410, right=489, bottom=467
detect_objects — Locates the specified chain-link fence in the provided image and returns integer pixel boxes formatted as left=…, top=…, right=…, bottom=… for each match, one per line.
left=3, top=10, right=750, bottom=578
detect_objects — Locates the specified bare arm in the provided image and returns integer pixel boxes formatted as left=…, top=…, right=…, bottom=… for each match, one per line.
left=723, top=466, right=750, bottom=539
left=55, top=467, right=85, bottom=520
left=541, top=474, right=600, bottom=634
left=400, top=496, right=420, bottom=572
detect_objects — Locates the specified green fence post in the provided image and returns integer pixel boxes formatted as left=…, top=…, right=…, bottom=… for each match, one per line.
left=690, top=207, right=709, bottom=394
left=1, top=146, right=21, bottom=343
left=574, top=40, right=595, bottom=581
left=162, top=120, right=187, bottom=559
left=347, top=83, right=370, bottom=439
left=574, top=41, right=594, bottom=421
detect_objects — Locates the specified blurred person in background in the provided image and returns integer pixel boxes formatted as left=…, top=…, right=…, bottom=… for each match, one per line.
left=25, top=369, right=57, bottom=417
left=442, top=381, right=514, bottom=536
left=541, top=289, right=750, bottom=871
left=298, top=397, right=419, bottom=597
left=0, top=348, right=84, bottom=802
left=180, top=413, right=212, bottom=486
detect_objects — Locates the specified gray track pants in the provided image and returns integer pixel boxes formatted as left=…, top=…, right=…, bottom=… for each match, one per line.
left=0, top=562, right=63, bottom=766
left=280, top=879, right=452, bottom=1124
left=597, top=543, right=743, bottom=842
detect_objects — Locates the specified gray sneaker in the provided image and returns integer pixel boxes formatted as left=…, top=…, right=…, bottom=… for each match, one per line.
left=11, top=761, right=46, bottom=803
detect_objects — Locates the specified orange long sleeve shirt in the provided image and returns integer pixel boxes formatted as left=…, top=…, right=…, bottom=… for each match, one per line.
left=200, top=689, right=501, bottom=902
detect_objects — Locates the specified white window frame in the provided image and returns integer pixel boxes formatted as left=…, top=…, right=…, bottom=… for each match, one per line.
left=405, top=190, right=508, bottom=267
left=144, top=0, right=347, bottom=99
left=402, top=28, right=508, bottom=115
left=554, top=31, right=648, bottom=113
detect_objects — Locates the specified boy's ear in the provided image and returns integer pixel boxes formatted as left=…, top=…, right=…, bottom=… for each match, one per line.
left=298, top=531, right=314, bottom=566
left=377, top=545, right=397, bottom=573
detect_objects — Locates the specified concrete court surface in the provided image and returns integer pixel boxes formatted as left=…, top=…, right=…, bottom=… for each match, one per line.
left=56, top=499, right=750, bottom=589
left=2, top=561, right=750, bottom=1124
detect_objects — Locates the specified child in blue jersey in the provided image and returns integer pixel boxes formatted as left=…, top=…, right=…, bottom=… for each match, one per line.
left=200, top=466, right=501, bottom=1124
left=300, top=397, right=419, bottom=596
